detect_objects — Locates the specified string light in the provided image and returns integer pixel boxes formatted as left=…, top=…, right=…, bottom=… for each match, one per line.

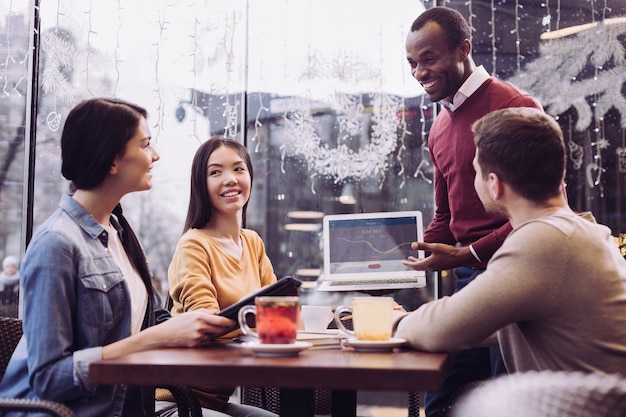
left=85, top=0, right=93, bottom=95
left=490, top=0, right=497, bottom=75
left=222, top=11, right=239, bottom=140
left=113, top=0, right=121, bottom=95
left=252, top=92, right=269, bottom=153
left=514, top=0, right=521, bottom=73
left=617, top=130, right=626, bottom=173
left=413, top=95, right=431, bottom=184
left=567, top=116, right=584, bottom=170
left=465, top=1, right=475, bottom=44
left=396, top=98, right=409, bottom=189
left=3, top=6, right=16, bottom=95
left=187, top=9, right=201, bottom=142
left=153, top=6, right=167, bottom=138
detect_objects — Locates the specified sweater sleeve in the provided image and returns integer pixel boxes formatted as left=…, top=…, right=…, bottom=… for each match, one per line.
left=255, top=235, right=277, bottom=286
left=168, top=231, right=221, bottom=315
left=469, top=222, right=513, bottom=263
left=395, top=222, right=558, bottom=352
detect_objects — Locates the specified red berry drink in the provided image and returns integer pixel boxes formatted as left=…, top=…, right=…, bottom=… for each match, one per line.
left=256, top=296, right=299, bottom=344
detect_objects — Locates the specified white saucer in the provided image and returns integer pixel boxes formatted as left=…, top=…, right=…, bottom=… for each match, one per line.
left=344, top=337, right=406, bottom=352
left=241, top=341, right=313, bottom=357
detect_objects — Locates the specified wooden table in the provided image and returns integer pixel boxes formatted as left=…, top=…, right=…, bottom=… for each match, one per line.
left=89, top=342, right=450, bottom=417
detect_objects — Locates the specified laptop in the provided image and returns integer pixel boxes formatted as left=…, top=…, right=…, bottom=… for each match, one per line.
left=318, top=211, right=426, bottom=292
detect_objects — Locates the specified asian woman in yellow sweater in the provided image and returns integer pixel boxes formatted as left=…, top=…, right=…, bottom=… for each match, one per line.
left=161, top=137, right=277, bottom=417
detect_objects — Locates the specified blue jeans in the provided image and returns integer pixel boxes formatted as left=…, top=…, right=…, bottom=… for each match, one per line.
left=423, top=266, right=507, bottom=417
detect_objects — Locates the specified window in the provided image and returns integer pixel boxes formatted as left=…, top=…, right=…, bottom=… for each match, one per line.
left=1, top=0, right=625, bottom=317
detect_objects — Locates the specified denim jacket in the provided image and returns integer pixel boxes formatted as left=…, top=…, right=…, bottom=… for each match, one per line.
left=0, top=194, right=170, bottom=417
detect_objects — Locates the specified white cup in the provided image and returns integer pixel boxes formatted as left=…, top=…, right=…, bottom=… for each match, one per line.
left=300, top=305, right=334, bottom=332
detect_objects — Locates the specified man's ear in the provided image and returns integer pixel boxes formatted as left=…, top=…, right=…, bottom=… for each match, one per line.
left=488, top=173, right=503, bottom=200
left=109, top=162, right=117, bottom=175
left=458, top=39, right=471, bottom=62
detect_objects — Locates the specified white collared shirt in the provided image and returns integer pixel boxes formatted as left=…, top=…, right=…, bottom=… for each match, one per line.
left=440, top=65, right=490, bottom=112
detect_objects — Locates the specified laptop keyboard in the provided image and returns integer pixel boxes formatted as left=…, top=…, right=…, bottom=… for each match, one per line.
left=328, top=278, right=418, bottom=286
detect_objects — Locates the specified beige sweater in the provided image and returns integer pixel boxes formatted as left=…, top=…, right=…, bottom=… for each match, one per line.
left=396, top=209, right=626, bottom=375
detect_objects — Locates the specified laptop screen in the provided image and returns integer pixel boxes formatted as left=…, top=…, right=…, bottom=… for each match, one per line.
left=323, top=211, right=425, bottom=281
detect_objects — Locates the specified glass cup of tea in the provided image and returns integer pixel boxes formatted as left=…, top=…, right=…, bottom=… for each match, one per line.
left=334, top=296, right=394, bottom=341
left=238, top=296, right=300, bottom=344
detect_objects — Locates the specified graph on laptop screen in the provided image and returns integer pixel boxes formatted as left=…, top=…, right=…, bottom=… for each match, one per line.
left=320, top=211, right=425, bottom=291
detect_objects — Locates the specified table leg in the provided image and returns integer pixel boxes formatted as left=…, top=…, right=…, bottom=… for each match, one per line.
left=279, top=388, right=314, bottom=417
left=331, top=390, right=357, bottom=417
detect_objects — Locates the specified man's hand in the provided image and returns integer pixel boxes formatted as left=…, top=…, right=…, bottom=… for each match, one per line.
left=402, top=242, right=473, bottom=271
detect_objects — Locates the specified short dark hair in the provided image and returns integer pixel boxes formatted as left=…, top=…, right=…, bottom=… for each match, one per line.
left=472, top=107, right=565, bottom=203
left=61, top=97, right=147, bottom=190
left=410, top=7, right=471, bottom=51
left=183, top=136, right=254, bottom=232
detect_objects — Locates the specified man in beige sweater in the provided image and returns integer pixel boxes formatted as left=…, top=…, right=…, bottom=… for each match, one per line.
left=397, top=107, right=626, bottom=378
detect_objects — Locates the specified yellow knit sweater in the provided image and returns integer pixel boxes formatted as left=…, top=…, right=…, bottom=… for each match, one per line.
left=158, top=228, right=277, bottom=410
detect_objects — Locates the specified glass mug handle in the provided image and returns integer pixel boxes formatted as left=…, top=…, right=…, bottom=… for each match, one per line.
left=238, top=305, right=258, bottom=338
left=333, top=305, right=355, bottom=337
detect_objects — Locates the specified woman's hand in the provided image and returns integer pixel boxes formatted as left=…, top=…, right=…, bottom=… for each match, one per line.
left=155, top=309, right=235, bottom=348
left=103, top=309, right=235, bottom=359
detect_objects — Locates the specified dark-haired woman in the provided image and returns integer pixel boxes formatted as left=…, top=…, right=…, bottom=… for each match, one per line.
left=164, top=137, right=277, bottom=417
left=0, top=98, right=235, bottom=417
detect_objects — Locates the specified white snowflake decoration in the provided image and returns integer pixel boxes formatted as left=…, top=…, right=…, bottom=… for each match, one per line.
left=283, top=92, right=402, bottom=183
left=41, top=30, right=78, bottom=105
left=509, top=21, right=626, bottom=131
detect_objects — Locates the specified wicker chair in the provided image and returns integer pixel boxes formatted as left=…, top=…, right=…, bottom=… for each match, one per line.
left=241, top=382, right=420, bottom=415
left=241, top=386, right=332, bottom=415
left=0, top=317, right=77, bottom=417
left=448, top=370, right=626, bottom=417
left=0, top=317, right=201, bottom=417
left=0, top=317, right=23, bottom=382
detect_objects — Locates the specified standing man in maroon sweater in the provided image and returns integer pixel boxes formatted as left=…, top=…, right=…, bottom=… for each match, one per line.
left=401, top=7, right=542, bottom=417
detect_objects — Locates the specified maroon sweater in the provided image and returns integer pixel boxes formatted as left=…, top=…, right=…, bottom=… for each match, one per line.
left=425, top=77, right=542, bottom=268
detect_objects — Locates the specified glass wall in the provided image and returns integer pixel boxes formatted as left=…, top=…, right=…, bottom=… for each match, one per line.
left=34, top=0, right=435, bottom=308
left=1, top=0, right=626, bottom=317
left=0, top=1, right=30, bottom=317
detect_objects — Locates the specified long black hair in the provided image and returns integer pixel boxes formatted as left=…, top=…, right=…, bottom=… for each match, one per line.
left=61, top=97, right=148, bottom=190
left=61, top=98, right=155, bottom=301
left=183, top=136, right=254, bottom=233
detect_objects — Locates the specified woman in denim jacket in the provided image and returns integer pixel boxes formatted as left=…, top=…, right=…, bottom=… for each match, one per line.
left=0, top=98, right=236, bottom=417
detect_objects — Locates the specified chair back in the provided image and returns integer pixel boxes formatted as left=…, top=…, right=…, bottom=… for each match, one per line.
left=449, top=370, right=626, bottom=417
left=0, top=317, right=23, bottom=382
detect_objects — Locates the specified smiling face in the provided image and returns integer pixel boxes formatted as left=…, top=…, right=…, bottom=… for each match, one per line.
left=206, top=145, right=251, bottom=215
left=406, top=21, right=470, bottom=103
left=112, top=117, right=159, bottom=193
